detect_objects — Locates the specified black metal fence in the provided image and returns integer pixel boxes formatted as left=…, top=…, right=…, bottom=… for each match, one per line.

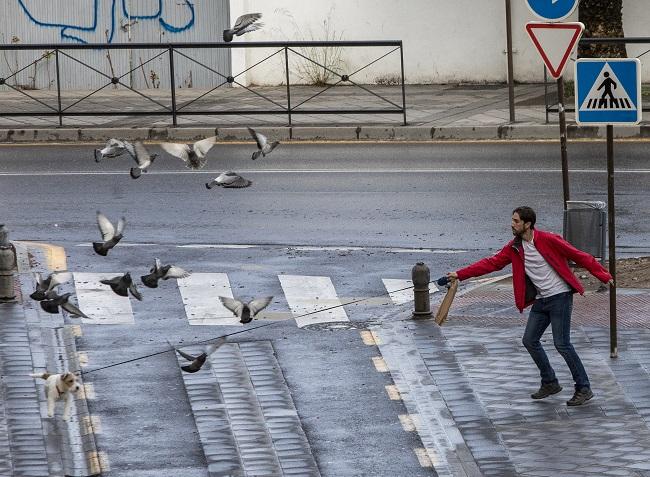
left=544, top=37, right=650, bottom=120
left=0, top=41, right=407, bottom=126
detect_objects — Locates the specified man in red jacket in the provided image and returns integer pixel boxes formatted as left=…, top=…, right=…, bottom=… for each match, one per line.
left=448, top=206, right=613, bottom=406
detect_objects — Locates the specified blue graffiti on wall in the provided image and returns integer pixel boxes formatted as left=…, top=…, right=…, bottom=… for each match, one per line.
left=17, top=0, right=195, bottom=43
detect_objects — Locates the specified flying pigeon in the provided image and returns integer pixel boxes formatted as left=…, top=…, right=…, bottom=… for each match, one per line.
left=94, top=138, right=135, bottom=162
left=248, top=127, right=280, bottom=160
left=169, top=338, right=226, bottom=373
left=141, top=258, right=191, bottom=288
left=206, top=171, right=252, bottom=189
left=160, top=137, right=217, bottom=170
left=100, top=272, right=142, bottom=300
left=40, top=292, right=89, bottom=318
left=219, top=296, right=273, bottom=324
left=223, top=13, right=263, bottom=42
left=30, top=271, right=73, bottom=301
left=130, top=141, right=158, bottom=179
left=93, top=211, right=125, bottom=256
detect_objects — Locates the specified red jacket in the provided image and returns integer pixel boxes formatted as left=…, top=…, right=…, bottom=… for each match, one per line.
left=456, top=230, right=612, bottom=312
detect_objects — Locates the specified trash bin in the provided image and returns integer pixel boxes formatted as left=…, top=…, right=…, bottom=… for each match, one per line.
left=563, top=201, right=607, bottom=261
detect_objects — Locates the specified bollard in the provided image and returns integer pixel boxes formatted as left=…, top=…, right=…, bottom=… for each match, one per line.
left=412, top=262, right=432, bottom=318
left=0, top=224, right=17, bottom=302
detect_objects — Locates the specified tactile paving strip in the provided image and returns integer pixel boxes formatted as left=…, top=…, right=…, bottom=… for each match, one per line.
left=178, top=341, right=320, bottom=477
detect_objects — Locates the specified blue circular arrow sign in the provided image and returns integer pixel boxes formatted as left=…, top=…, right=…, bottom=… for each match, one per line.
left=526, top=0, right=579, bottom=21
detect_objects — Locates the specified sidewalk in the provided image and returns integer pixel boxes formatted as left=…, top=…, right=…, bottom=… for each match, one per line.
left=2, top=83, right=650, bottom=142
left=371, top=279, right=650, bottom=476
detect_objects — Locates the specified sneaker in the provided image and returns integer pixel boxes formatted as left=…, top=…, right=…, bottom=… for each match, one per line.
left=531, top=381, right=562, bottom=399
left=567, top=388, right=594, bottom=406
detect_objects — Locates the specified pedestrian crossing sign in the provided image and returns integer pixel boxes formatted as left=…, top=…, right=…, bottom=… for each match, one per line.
left=575, top=58, right=641, bottom=125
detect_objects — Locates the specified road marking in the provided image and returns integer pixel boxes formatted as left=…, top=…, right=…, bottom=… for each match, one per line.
left=87, top=451, right=110, bottom=473
left=177, top=273, right=239, bottom=325
left=77, top=242, right=470, bottom=254
left=399, top=414, right=416, bottom=432
left=17, top=241, right=67, bottom=270
left=77, top=351, right=89, bottom=367
left=5, top=168, right=650, bottom=176
left=81, top=383, right=96, bottom=400
left=278, top=274, right=349, bottom=328
left=385, top=385, right=401, bottom=400
left=73, top=273, right=135, bottom=325
left=360, top=330, right=377, bottom=346
left=81, top=416, right=102, bottom=435
left=372, top=356, right=389, bottom=372
left=413, top=448, right=434, bottom=468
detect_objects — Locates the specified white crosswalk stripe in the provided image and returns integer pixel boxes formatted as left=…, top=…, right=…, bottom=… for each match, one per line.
left=73, top=272, right=135, bottom=325
left=278, top=274, right=350, bottom=328
left=70, top=271, right=407, bottom=328
left=382, top=278, right=439, bottom=305
left=177, top=273, right=239, bottom=326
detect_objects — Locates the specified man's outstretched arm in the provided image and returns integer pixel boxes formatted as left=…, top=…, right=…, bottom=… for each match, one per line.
left=450, top=244, right=512, bottom=282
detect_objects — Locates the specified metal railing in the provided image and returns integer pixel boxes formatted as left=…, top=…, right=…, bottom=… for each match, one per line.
left=0, top=41, right=407, bottom=126
left=544, top=36, right=650, bottom=120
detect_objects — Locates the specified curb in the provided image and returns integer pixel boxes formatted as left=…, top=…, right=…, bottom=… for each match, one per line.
left=2, top=124, right=650, bottom=143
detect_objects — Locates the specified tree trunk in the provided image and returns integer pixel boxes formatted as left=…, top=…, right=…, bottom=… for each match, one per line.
left=579, top=0, right=627, bottom=58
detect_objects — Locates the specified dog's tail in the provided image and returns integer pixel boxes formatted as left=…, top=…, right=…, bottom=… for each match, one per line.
left=29, top=372, right=51, bottom=380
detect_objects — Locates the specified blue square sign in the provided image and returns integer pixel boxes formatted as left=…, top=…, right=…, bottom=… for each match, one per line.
left=575, top=58, right=642, bottom=125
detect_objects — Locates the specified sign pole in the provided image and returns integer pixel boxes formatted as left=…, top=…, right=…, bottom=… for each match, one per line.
left=505, top=0, right=515, bottom=123
left=557, top=77, right=570, bottom=208
left=607, top=124, right=617, bottom=358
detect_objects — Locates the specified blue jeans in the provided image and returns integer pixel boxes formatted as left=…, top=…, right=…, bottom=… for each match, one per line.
left=522, top=291, right=590, bottom=390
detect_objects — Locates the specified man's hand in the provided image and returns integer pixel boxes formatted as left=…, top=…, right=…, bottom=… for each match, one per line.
left=447, top=271, right=459, bottom=282
left=608, top=278, right=615, bottom=287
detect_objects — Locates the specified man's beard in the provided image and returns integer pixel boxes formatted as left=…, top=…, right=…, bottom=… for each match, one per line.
left=512, top=227, right=523, bottom=237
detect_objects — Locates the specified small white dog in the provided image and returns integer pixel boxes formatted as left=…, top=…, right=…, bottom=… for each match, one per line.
left=30, top=372, right=82, bottom=421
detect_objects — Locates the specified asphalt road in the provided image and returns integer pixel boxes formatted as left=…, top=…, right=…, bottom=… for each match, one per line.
left=3, top=141, right=650, bottom=476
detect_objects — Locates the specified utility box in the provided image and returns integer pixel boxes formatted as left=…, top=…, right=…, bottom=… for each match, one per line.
left=563, top=201, right=607, bottom=261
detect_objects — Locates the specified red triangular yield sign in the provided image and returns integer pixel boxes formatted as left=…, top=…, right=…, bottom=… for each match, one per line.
left=526, top=22, right=584, bottom=79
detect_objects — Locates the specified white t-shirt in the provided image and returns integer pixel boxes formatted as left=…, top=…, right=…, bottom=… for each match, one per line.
left=522, top=235, right=571, bottom=298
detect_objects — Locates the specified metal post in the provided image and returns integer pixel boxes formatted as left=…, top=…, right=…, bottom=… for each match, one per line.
left=55, top=49, right=63, bottom=126
left=607, top=124, right=617, bottom=358
left=284, top=47, right=292, bottom=126
left=128, top=0, right=134, bottom=89
left=168, top=47, right=178, bottom=127
left=505, top=0, right=515, bottom=123
left=0, top=225, right=17, bottom=302
left=412, top=262, right=432, bottom=318
left=544, top=66, right=549, bottom=124
left=557, top=77, right=570, bottom=209
left=399, top=41, right=407, bottom=126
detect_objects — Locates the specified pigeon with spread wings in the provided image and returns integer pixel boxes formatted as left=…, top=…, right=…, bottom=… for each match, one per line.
left=93, top=212, right=125, bottom=256
left=206, top=171, right=252, bottom=189
left=141, top=258, right=191, bottom=288
left=169, top=338, right=226, bottom=373
left=100, top=272, right=143, bottom=300
left=130, top=141, right=158, bottom=179
left=94, top=138, right=135, bottom=162
left=248, top=127, right=280, bottom=160
left=219, top=296, right=273, bottom=324
left=223, top=13, right=263, bottom=42
left=160, top=137, right=216, bottom=170
left=30, top=271, right=73, bottom=301
left=40, top=292, right=89, bottom=319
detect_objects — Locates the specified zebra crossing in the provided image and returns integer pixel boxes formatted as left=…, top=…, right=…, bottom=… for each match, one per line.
left=68, top=272, right=431, bottom=328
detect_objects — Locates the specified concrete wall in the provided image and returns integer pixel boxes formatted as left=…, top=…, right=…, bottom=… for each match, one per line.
left=2, top=1, right=648, bottom=89
left=0, top=0, right=230, bottom=90
left=230, top=0, right=649, bottom=85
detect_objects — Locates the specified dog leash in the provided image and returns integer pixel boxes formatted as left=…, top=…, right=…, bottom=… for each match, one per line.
left=78, top=277, right=450, bottom=376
